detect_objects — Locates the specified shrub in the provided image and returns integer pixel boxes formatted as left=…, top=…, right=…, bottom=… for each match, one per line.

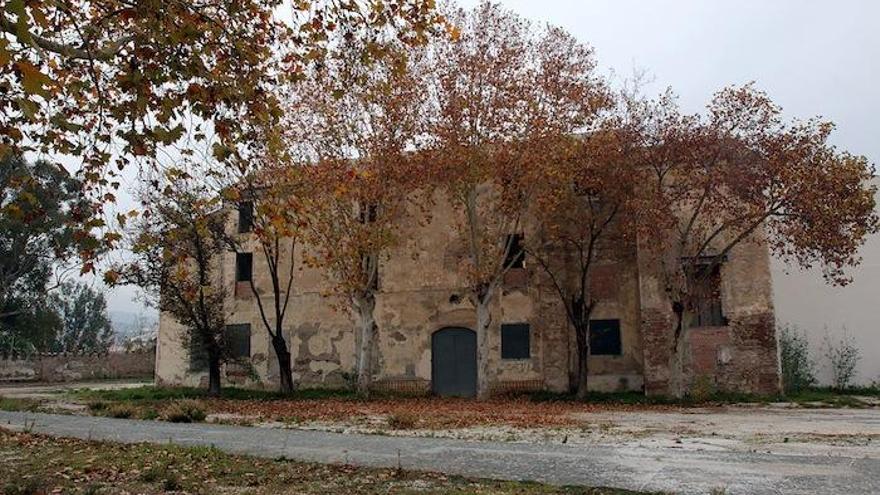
left=161, top=400, right=207, bottom=423
left=87, top=400, right=108, bottom=413
left=779, top=324, right=817, bottom=393
left=387, top=412, right=418, bottom=430
left=105, top=404, right=136, bottom=419
left=824, top=329, right=861, bottom=390
left=140, top=408, right=160, bottom=421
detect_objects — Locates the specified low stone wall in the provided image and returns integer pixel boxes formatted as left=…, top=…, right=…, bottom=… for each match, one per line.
left=0, top=350, right=156, bottom=383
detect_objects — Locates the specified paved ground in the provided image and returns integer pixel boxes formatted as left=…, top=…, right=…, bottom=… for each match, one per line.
left=1, top=411, right=877, bottom=495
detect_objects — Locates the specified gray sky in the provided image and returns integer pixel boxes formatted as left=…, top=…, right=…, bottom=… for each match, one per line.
left=457, top=0, right=879, bottom=164
left=108, top=1, right=880, bottom=380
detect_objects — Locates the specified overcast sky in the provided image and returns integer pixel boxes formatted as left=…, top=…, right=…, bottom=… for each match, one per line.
left=108, top=1, right=880, bottom=379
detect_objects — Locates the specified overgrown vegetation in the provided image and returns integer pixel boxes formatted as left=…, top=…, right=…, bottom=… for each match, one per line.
left=779, top=324, right=817, bottom=393
left=0, top=429, right=656, bottom=494
left=823, top=330, right=862, bottom=390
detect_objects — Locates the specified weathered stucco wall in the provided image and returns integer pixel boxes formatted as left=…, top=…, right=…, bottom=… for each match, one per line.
left=156, top=189, right=780, bottom=397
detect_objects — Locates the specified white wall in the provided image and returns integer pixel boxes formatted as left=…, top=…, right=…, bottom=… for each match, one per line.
left=771, top=179, right=880, bottom=386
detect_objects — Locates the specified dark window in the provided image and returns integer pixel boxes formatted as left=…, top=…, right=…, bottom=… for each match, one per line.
left=238, top=201, right=254, bottom=233
left=501, top=323, right=530, bottom=359
left=504, top=234, right=525, bottom=269
left=224, top=324, right=251, bottom=360
left=358, top=202, right=378, bottom=223
left=689, top=263, right=727, bottom=327
left=235, top=253, right=253, bottom=282
left=189, top=334, right=209, bottom=371
left=590, top=319, right=622, bottom=356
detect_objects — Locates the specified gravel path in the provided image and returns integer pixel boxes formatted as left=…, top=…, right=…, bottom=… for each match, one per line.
left=2, top=411, right=878, bottom=494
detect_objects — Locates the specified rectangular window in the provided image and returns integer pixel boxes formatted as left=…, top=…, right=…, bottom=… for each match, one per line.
left=501, top=323, right=530, bottom=359
left=504, top=234, right=525, bottom=269
left=235, top=253, right=253, bottom=282
left=189, top=334, right=209, bottom=371
left=689, top=263, right=727, bottom=327
left=238, top=201, right=254, bottom=233
left=224, top=324, right=251, bottom=360
left=590, top=319, right=622, bottom=356
left=358, top=202, right=378, bottom=223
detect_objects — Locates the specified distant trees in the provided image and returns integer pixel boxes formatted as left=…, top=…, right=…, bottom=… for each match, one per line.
left=0, top=154, right=96, bottom=354
left=49, top=281, right=114, bottom=354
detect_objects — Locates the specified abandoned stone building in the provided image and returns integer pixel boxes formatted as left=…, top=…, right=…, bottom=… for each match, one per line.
left=155, top=190, right=781, bottom=397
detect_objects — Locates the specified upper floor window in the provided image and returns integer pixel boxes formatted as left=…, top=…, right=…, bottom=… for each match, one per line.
left=689, top=262, right=727, bottom=327
left=235, top=253, right=253, bottom=282
left=504, top=234, right=525, bottom=269
left=358, top=202, right=378, bottom=223
left=238, top=201, right=254, bottom=233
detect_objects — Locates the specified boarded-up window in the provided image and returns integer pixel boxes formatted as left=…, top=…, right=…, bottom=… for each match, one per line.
left=689, top=263, right=726, bottom=327
left=235, top=253, right=253, bottom=282
left=238, top=201, right=254, bottom=233
left=501, top=323, right=530, bottom=359
left=590, top=319, right=621, bottom=356
left=225, top=324, right=251, bottom=360
left=504, top=234, right=525, bottom=269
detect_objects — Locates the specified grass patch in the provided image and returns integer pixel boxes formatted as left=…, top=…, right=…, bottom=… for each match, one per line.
left=70, top=385, right=357, bottom=403
left=0, top=428, right=659, bottom=494
left=0, top=397, right=40, bottom=413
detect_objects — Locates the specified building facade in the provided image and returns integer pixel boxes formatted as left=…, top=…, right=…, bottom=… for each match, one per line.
left=155, top=190, right=781, bottom=397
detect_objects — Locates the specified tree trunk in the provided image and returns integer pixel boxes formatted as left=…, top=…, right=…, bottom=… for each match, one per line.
left=669, top=300, right=687, bottom=399
left=475, top=296, right=492, bottom=401
left=271, top=334, right=294, bottom=394
left=574, top=322, right=590, bottom=400
left=207, top=352, right=222, bottom=397
left=354, top=294, right=377, bottom=397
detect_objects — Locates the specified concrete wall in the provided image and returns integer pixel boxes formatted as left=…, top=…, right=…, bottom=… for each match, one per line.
left=0, top=350, right=155, bottom=383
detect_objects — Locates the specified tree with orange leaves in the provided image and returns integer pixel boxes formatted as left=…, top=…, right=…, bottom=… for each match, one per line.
left=631, top=84, right=878, bottom=396
left=427, top=1, right=609, bottom=400
left=526, top=124, right=641, bottom=399
left=288, top=36, right=431, bottom=396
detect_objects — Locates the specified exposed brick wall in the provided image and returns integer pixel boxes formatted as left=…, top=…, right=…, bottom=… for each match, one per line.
left=684, top=313, right=780, bottom=396
left=640, top=308, right=673, bottom=396
left=0, top=350, right=155, bottom=383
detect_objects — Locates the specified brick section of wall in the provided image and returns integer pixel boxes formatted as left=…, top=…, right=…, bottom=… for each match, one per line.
left=684, top=313, right=780, bottom=396
left=640, top=308, right=673, bottom=396
left=0, top=351, right=155, bottom=383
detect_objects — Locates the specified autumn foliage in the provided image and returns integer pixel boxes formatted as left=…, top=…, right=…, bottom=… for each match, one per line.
left=21, top=0, right=877, bottom=399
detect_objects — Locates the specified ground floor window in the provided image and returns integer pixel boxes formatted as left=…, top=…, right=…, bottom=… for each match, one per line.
left=590, top=319, right=621, bottom=356
left=224, top=324, right=252, bottom=360
left=501, top=323, right=530, bottom=359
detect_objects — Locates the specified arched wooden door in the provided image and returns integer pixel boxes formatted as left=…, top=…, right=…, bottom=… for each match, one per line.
left=431, top=327, right=477, bottom=398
